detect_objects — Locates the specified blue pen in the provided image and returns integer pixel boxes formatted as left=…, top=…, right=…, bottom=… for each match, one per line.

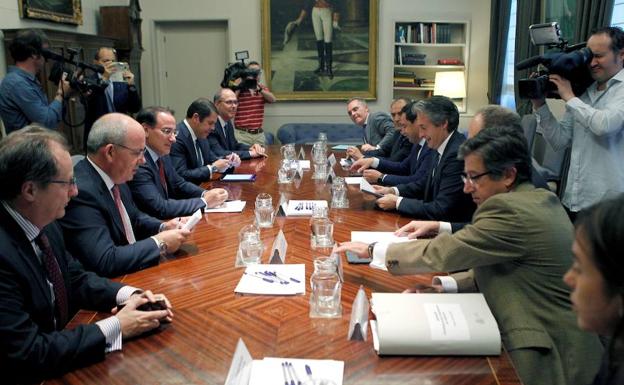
left=244, top=272, right=273, bottom=283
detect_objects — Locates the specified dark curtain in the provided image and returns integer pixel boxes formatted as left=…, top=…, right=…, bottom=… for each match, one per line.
left=487, top=0, right=512, bottom=104
left=514, top=0, right=543, bottom=115
left=574, top=0, right=614, bottom=43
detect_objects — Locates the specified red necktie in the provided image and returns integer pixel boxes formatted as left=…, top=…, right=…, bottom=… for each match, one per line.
left=35, top=233, right=69, bottom=329
left=158, top=158, right=168, bottom=195
left=112, top=184, right=136, bottom=244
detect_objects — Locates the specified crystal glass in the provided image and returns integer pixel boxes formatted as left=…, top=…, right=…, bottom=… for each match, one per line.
left=309, top=256, right=342, bottom=318
left=254, top=193, right=274, bottom=228
left=277, top=159, right=296, bottom=183
left=330, top=176, right=348, bottom=208
left=238, top=224, right=263, bottom=265
left=310, top=214, right=334, bottom=248
left=280, top=143, right=297, bottom=161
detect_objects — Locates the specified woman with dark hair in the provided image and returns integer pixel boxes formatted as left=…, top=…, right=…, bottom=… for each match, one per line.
left=564, top=194, right=624, bottom=385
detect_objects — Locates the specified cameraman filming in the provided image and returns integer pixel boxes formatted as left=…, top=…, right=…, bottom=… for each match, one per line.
left=233, top=61, right=275, bottom=146
left=531, top=26, right=624, bottom=220
left=0, top=29, right=70, bottom=134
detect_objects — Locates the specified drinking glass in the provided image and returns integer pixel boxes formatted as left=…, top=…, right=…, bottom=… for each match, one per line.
left=238, top=224, right=263, bottom=265
left=331, top=176, right=348, bottom=208
left=309, top=256, right=342, bottom=318
left=255, top=193, right=274, bottom=228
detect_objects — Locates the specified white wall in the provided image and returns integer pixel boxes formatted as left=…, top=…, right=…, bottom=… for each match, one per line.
left=140, top=0, right=491, bottom=136
left=0, top=0, right=128, bottom=77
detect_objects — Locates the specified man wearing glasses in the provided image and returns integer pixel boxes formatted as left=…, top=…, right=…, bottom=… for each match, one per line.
left=209, top=88, right=266, bottom=159
left=128, top=106, right=228, bottom=219
left=337, top=126, right=603, bottom=385
left=0, top=127, right=173, bottom=383
left=60, top=113, right=190, bottom=277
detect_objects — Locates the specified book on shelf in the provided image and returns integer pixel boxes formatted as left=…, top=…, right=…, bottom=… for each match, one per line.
left=370, top=293, right=501, bottom=356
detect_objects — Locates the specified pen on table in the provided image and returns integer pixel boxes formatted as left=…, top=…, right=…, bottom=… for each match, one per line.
left=287, top=362, right=302, bottom=385
left=305, top=364, right=313, bottom=382
left=244, top=272, right=273, bottom=283
left=281, top=362, right=289, bottom=385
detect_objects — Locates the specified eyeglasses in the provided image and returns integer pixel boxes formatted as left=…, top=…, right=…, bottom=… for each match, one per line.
left=49, top=176, right=77, bottom=187
left=113, top=143, right=145, bottom=158
left=221, top=100, right=239, bottom=106
left=159, top=127, right=177, bottom=136
left=461, top=171, right=492, bottom=185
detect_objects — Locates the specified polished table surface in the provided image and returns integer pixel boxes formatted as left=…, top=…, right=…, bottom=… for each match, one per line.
left=47, top=146, right=521, bottom=385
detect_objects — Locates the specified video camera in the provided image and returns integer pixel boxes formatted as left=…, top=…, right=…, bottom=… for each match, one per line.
left=42, top=47, right=106, bottom=94
left=220, top=50, right=260, bottom=91
left=516, top=22, right=594, bottom=99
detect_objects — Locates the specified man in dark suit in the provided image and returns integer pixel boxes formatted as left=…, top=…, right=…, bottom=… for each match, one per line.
left=60, top=113, right=190, bottom=277
left=208, top=88, right=266, bottom=159
left=350, top=101, right=434, bottom=186
left=83, top=47, right=141, bottom=151
left=0, top=127, right=173, bottom=383
left=170, top=98, right=237, bottom=184
left=129, top=106, right=228, bottom=219
left=346, top=97, right=412, bottom=162
left=346, top=97, right=397, bottom=153
left=373, top=96, right=475, bottom=224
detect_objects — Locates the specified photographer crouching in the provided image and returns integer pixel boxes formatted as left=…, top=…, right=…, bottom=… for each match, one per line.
left=531, top=26, right=624, bottom=221
left=0, top=29, right=71, bottom=134
left=222, top=57, right=275, bottom=146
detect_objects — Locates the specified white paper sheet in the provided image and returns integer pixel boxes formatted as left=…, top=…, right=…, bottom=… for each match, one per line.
left=285, top=200, right=328, bottom=216
left=182, top=209, right=203, bottom=231
left=234, top=264, right=305, bottom=295
left=294, top=160, right=310, bottom=169
left=351, top=231, right=410, bottom=244
left=248, top=357, right=344, bottom=385
left=222, top=174, right=255, bottom=181
left=359, top=178, right=383, bottom=197
left=424, top=303, right=470, bottom=341
left=204, top=200, right=246, bottom=213
left=344, top=177, right=362, bottom=185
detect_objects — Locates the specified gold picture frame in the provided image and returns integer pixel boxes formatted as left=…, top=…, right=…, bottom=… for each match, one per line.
left=19, top=0, right=83, bottom=25
left=261, top=0, right=378, bottom=100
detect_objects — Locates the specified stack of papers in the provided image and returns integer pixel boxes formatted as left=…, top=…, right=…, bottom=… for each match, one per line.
left=234, top=264, right=305, bottom=295
left=371, top=293, right=501, bottom=356
left=204, top=200, right=246, bottom=213
left=284, top=200, right=328, bottom=216
left=249, top=357, right=344, bottom=385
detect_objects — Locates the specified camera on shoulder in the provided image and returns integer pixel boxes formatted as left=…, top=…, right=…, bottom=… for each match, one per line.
left=220, top=50, right=260, bottom=91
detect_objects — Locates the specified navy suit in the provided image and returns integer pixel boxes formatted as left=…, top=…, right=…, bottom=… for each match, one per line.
left=0, top=208, right=122, bottom=383
left=128, top=150, right=206, bottom=219
left=395, top=131, right=476, bottom=223
left=170, top=121, right=220, bottom=184
left=377, top=142, right=434, bottom=186
left=208, top=119, right=251, bottom=159
left=364, top=132, right=412, bottom=162
left=59, top=159, right=162, bottom=277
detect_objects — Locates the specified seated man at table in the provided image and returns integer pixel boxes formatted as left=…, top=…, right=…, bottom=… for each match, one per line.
left=346, top=97, right=397, bottom=154
left=171, top=98, right=238, bottom=185
left=371, top=96, right=475, bottom=224
left=60, top=113, right=190, bottom=277
left=128, top=106, right=228, bottom=219
left=346, top=97, right=412, bottom=162
left=350, top=100, right=433, bottom=187
left=336, top=126, right=603, bottom=385
left=208, top=88, right=265, bottom=159
left=0, top=127, right=173, bottom=383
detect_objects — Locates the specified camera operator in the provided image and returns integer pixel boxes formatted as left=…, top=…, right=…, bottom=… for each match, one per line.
left=232, top=61, right=275, bottom=146
left=0, top=29, right=70, bottom=134
left=83, top=47, right=141, bottom=150
left=531, top=26, right=624, bottom=220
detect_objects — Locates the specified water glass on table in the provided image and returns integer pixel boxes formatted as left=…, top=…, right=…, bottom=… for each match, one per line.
left=255, top=193, right=274, bottom=228
left=238, top=224, right=263, bottom=265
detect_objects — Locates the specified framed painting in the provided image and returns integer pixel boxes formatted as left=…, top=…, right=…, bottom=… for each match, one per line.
left=261, top=0, right=378, bottom=100
left=19, top=0, right=83, bottom=25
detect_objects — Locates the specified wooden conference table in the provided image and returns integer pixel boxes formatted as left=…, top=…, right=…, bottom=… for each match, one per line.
left=47, top=146, right=521, bottom=385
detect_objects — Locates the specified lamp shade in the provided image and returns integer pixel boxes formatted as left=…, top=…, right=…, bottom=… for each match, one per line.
left=433, top=71, right=466, bottom=99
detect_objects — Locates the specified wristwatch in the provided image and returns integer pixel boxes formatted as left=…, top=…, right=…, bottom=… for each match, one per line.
left=210, top=164, right=219, bottom=174
left=377, top=174, right=385, bottom=184
left=368, top=242, right=377, bottom=259
left=156, top=239, right=168, bottom=257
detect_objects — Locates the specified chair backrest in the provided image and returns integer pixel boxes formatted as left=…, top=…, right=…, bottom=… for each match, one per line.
left=277, top=123, right=364, bottom=145
left=71, top=154, right=85, bottom=167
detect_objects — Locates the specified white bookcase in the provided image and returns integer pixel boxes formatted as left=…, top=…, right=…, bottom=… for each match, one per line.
left=393, top=21, right=469, bottom=112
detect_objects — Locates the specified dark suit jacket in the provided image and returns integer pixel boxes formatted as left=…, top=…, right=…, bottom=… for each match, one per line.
left=128, top=150, right=206, bottom=219
left=83, top=75, right=141, bottom=148
left=395, top=130, right=475, bottom=222
left=364, top=132, right=412, bottom=162
left=364, top=111, right=396, bottom=149
left=0, top=208, right=122, bottom=383
left=208, top=119, right=251, bottom=159
left=170, top=121, right=221, bottom=184
left=59, top=159, right=162, bottom=277
left=377, top=142, right=434, bottom=186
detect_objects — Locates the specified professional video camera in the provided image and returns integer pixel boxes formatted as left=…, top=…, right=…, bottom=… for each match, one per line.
left=42, top=47, right=106, bottom=94
left=516, top=22, right=594, bottom=99
left=220, top=50, right=260, bottom=91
